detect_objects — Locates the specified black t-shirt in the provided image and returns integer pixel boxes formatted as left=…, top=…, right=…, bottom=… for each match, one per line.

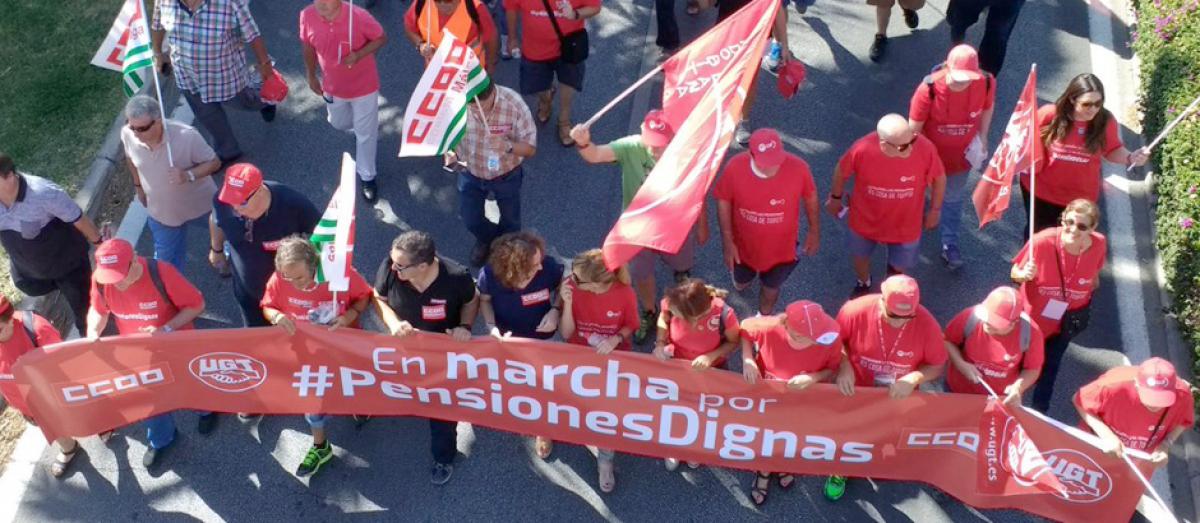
left=374, top=257, right=477, bottom=333
left=213, top=181, right=321, bottom=300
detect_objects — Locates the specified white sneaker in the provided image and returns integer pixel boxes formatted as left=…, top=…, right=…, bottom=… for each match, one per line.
left=501, top=35, right=512, bottom=60
left=665, top=458, right=680, bottom=471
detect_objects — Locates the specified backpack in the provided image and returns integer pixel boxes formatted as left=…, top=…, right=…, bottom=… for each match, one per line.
left=962, top=306, right=1031, bottom=354
left=99, top=259, right=172, bottom=312
left=20, top=310, right=37, bottom=348
left=923, top=64, right=994, bottom=104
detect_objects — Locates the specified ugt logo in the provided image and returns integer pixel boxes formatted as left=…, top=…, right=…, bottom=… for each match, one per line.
left=189, top=353, right=268, bottom=393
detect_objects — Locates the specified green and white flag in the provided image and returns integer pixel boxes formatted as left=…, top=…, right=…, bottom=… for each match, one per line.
left=91, top=0, right=154, bottom=96
left=398, top=30, right=490, bottom=157
left=310, top=153, right=358, bottom=292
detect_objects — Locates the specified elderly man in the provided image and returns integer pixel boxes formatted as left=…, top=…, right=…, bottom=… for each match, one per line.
left=0, top=153, right=104, bottom=334
left=826, top=114, right=945, bottom=297
left=121, top=95, right=221, bottom=273
left=1075, top=358, right=1194, bottom=467
left=151, top=0, right=278, bottom=164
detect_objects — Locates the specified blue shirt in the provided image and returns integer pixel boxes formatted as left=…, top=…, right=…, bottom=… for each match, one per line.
left=213, top=181, right=320, bottom=302
left=0, top=174, right=89, bottom=279
left=477, top=255, right=564, bottom=339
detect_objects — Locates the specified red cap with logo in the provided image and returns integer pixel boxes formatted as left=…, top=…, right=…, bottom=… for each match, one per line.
left=1136, top=357, right=1179, bottom=408
left=776, top=59, right=807, bottom=100
left=784, top=300, right=840, bottom=346
left=260, top=68, right=289, bottom=104
left=980, top=286, right=1023, bottom=332
left=641, top=110, right=675, bottom=148
left=946, top=44, right=984, bottom=83
left=881, top=275, right=920, bottom=317
left=749, top=128, right=786, bottom=168
left=93, top=239, right=135, bottom=285
left=218, top=163, right=264, bottom=205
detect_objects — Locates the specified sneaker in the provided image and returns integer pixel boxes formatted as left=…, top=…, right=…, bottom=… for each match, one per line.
left=353, top=415, right=372, bottom=430
left=763, top=40, right=782, bottom=72
left=941, top=244, right=963, bottom=271
left=360, top=178, right=378, bottom=203
left=902, top=8, right=919, bottom=29
left=634, top=308, right=658, bottom=345
left=824, top=475, right=847, bottom=501
left=238, top=412, right=262, bottom=421
left=431, top=462, right=454, bottom=485
left=850, top=279, right=871, bottom=299
left=673, top=270, right=691, bottom=283
left=735, top=121, right=751, bottom=146
left=869, top=34, right=888, bottom=63
left=260, top=104, right=277, bottom=123
left=665, top=458, right=680, bottom=471
left=197, top=413, right=218, bottom=436
left=470, top=242, right=490, bottom=267
left=142, top=434, right=175, bottom=469
left=794, top=0, right=812, bottom=14
left=296, top=441, right=334, bottom=477
left=500, top=35, right=512, bottom=60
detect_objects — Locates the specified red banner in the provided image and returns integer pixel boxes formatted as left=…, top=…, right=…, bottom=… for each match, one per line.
left=601, top=0, right=777, bottom=269
left=13, top=324, right=1153, bottom=521
left=973, top=65, right=1039, bottom=228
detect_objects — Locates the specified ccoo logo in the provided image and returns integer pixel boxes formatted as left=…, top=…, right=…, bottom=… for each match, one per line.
left=189, top=352, right=268, bottom=393
left=1002, top=418, right=1112, bottom=502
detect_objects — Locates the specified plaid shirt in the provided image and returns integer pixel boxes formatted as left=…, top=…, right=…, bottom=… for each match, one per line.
left=152, top=0, right=262, bottom=103
left=457, top=86, right=537, bottom=180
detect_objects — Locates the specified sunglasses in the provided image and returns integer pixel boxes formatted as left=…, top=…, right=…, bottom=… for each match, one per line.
left=1061, top=217, right=1092, bottom=231
left=391, top=260, right=420, bottom=273
left=128, top=120, right=157, bottom=133
left=882, top=136, right=918, bottom=152
left=884, top=309, right=916, bottom=320
left=1075, top=99, right=1103, bottom=109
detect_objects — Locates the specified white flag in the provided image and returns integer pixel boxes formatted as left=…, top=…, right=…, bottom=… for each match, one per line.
left=310, top=153, right=357, bottom=292
left=398, top=30, right=490, bottom=157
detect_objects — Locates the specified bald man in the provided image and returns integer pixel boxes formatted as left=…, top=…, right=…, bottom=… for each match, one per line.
left=826, top=114, right=946, bottom=297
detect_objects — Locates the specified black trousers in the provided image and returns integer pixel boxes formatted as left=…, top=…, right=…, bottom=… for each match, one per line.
left=430, top=419, right=458, bottom=464
left=656, top=0, right=680, bottom=50
left=947, top=0, right=1026, bottom=75
left=1030, top=330, right=1074, bottom=413
left=1020, top=183, right=1066, bottom=241
left=10, top=260, right=90, bottom=335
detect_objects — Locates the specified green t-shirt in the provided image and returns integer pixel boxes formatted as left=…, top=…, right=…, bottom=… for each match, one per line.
left=609, top=135, right=656, bottom=209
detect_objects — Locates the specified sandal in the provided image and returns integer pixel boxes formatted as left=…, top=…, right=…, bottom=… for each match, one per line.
left=535, top=436, right=553, bottom=459
left=597, top=459, right=616, bottom=493
left=50, top=444, right=79, bottom=478
left=558, top=121, right=576, bottom=147
left=98, top=430, right=114, bottom=443
left=778, top=473, right=795, bottom=490
left=751, top=471, right=772, bottom=506
left=536, top=92, right=553, bottom=124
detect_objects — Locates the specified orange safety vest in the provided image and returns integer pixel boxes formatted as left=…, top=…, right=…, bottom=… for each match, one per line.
left=417, top=0, right=488, bottom=68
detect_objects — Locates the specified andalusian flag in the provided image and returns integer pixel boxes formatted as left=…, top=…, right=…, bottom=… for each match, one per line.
left=92, top=0, right=154, bottom=96
left=398, top=30, right=490, bottom=157
left=311, top=153, right=357, bottom=292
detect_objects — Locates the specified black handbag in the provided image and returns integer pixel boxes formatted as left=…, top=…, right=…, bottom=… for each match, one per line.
left=1055, top=236, right=1092, bottom=338
left=538, top=0, right=589, bottom=64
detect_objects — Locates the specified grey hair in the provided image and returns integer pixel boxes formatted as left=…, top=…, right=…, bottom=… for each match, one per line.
left=274, top=235, right=320, bottom=272
left=124, top=95, right=162, bottom=122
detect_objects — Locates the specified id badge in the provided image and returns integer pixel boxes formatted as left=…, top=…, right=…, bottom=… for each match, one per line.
left=486, top=152, right=501, bottom=174
left=873, top=373, right=896, bottom=387
left=1041, top=299, right=1069, bottom=321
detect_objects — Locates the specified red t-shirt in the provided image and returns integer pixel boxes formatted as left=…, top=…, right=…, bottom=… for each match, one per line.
left=260, top=268, right=373, bottom=328
left=836, top=295, right=947, bottom=387
left=90, top=258, right=205, bottom=334
left=404, top=0, right=498, bottom=52
left=565, top=279, right=639, bottom=351
left=504, top=0, right=600, bottom=62
left=908, top=72, right=995, bottom=173
left=712, top=152, right=815, bottom=272
left=1013, top=228, right=1107, bottom=336
left=1074, top=366, right=1195, bottom=452
left=0, top=312, right=61, bottom=415
left=837, top=133, right=946, bottom=244
left=1021, top=104, right=1123, bottom=206
left=944, top=306, right=1045, bottom=395
left=299, top=3, right=385, bottom=99
left=661, top=297, right=738, bottom=364
left=747, top=325, right=843, bottom=381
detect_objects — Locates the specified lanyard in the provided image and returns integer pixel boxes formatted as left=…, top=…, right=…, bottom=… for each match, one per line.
left=877, top=313, right=911, bottom=364
left=1054, top=233, right=1083, bottom=300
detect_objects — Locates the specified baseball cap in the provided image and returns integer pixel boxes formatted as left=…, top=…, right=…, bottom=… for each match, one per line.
left=784, top=300, right=840, bottom=346
left=776, top=59, right=807, bottom=100
left=260, top=68, right=289, bottom=104
left=980, top=286, right=1023, bottom=332
left=880, top=275, right=920, bottom=317
left=0, top=295, right=12, bottom=317
left=749, top=128, right=786, bottom=169
left=641, top=110, right=675, bottom=148
left=218, top=163, right=264, bottom=205
left=946, top=44, right=983, bottom=83
left=93, top=239, right=135, bottom=285
left=1136, top=357, right=1179, bottom=409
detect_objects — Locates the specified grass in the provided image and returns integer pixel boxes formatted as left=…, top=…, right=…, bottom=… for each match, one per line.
left=0, top=407, right=28, bottom=476
left=0, top=0, right=127, bottom=301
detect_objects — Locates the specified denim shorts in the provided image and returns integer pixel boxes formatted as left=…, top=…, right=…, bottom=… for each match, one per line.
left=846, top=228, right=920, bottom=271
left=519, top=57, right=586, bottom=94
left=732, top=260, right=798, bottom=289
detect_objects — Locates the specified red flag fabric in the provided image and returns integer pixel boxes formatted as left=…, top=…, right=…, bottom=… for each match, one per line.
left=601, top=0, right=779, bottom=269
left=978, top=399, right=1069, bottom=497
left=972, top=66, right=1039, bottom=228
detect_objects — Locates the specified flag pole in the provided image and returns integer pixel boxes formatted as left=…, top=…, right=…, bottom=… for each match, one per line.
left=1127, top=92, right=1200, bottom=173
left=139, top=0, right=175, bottom=167
left=1121, top=454, right=1179, bottom=523
left=1027, top=63, right=1037, bottom=244
left=979, top=379, right=1001, bottom=400
left=583, top=62, right=665, bottom=128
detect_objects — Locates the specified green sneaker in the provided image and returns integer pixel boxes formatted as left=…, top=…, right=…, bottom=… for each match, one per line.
left=824, top=475, right=847, bottom=501
left=296, top=441, right=333, bottom=477
left=634, top=308, right=658, bottom=345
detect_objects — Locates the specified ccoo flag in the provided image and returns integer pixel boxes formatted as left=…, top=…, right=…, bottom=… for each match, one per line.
left=311, top=153, right=358, bottom=292
left=972, top=65, right=1038, bottom=228
left=398, top=30, right=490, bottom=157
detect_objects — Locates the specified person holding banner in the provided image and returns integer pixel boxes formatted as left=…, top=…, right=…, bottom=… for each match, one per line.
left=301, top=0, right=388, bottom=203
left=86, top=239, right=207, bottom=469
left=559, top=248, right=639, bottom=493
left=373, top=230, right=479, bottom=485
left=738, top=299, right=843, bottom=505
left=0, top=296, right=81, bottom=478
left=406, top=0, right=499, bottom=74
left=1074, top=357, right=1194, bottom=464
left=1011, top=199, right=1106, bottom=413
left=943, top=286, right=1043, bottom=402
left=260, top=236, right=372, bottom=477
left=907, top=45, right=995, bottom=271
left=832, top=274, right=946, bottom=500
left=1021, top=73, right=1148, bottom=235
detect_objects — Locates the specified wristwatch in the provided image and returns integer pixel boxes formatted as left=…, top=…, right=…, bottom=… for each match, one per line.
left=186, top=169, right=196, bottom=182
left=161, top=325, right=174, bottom=333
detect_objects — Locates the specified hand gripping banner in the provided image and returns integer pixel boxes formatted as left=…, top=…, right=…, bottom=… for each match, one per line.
left=13, top=324, right=1149, bottom=521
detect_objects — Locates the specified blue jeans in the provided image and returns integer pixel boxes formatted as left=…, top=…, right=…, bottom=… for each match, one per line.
left=938, top=171, right=969, bottom=248
left=457, top=167, right=523, bottom=248
left=305, top=413, right=327, bottom=429
left=486, top=0, right=507, bottom=36
left=145, top=413, right=176, bottom=449
left=147, top=214, right=210, bottom=272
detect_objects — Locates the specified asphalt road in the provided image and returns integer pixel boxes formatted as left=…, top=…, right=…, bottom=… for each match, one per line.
left=9, top=0, right=1166, bottom=520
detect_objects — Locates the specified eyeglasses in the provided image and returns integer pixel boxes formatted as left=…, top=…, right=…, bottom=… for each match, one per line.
left=1075, top=99, right=1104, bottom=109
left=882, top=136, right=918, bottom=153
left=1061, top=218, right=1092, bottom=231
left=128, top=120, right=157, bottom=133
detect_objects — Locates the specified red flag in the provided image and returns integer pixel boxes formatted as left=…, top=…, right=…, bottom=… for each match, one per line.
left=972, top=65, right=1038, bottom=228
left=602, top=0, right=779, bottom=269
left=978, top=399, right=1070, bottom=498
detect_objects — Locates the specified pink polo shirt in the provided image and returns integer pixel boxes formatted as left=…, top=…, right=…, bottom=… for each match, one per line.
left=299, top=2, right=385, bottom=99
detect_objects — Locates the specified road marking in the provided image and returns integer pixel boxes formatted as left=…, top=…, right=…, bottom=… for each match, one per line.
left=0, top=421, right=51, bottom=522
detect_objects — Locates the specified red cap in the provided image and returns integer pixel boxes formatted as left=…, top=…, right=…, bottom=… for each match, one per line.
left=218, top=163, right=264, bottom=205
left=881, top=275, right=920, bottom=317
left=784, top=300, right=840, bottom=346
left=641, top=110, right=675, bottom=148
left=946, top=44, right=983, bottom=82
left=749, top=128, right=786, bottom=169
left=1136, top=357, right=1179, bottom=408
left=93, top=239, right=135, bottom=285
left=0, top=295, right=13, bottom=317
left=980, top=286, right=1023, bottom=332
left=260, top=68, right=289, bottom=104
left=776, top=59, right=807, bottom=100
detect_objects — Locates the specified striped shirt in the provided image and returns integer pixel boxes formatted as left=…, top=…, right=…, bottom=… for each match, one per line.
left=152, top=0, right=262, bottom=103
left=457, top=86, right=537, bottom=180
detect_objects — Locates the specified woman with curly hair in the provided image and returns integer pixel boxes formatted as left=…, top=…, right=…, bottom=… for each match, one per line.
left=478, top=231, right=564, bottom=340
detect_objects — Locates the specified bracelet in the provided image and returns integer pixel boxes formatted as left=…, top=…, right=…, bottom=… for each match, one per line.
left=575, top=142, right=592, bottom=150
left=187, top=169, right=196, bottom=182
left=211, top=247, right=223, bottom=254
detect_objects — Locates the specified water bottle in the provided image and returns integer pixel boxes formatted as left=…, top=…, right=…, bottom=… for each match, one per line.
left=764, top=40, right=782, bottom=71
